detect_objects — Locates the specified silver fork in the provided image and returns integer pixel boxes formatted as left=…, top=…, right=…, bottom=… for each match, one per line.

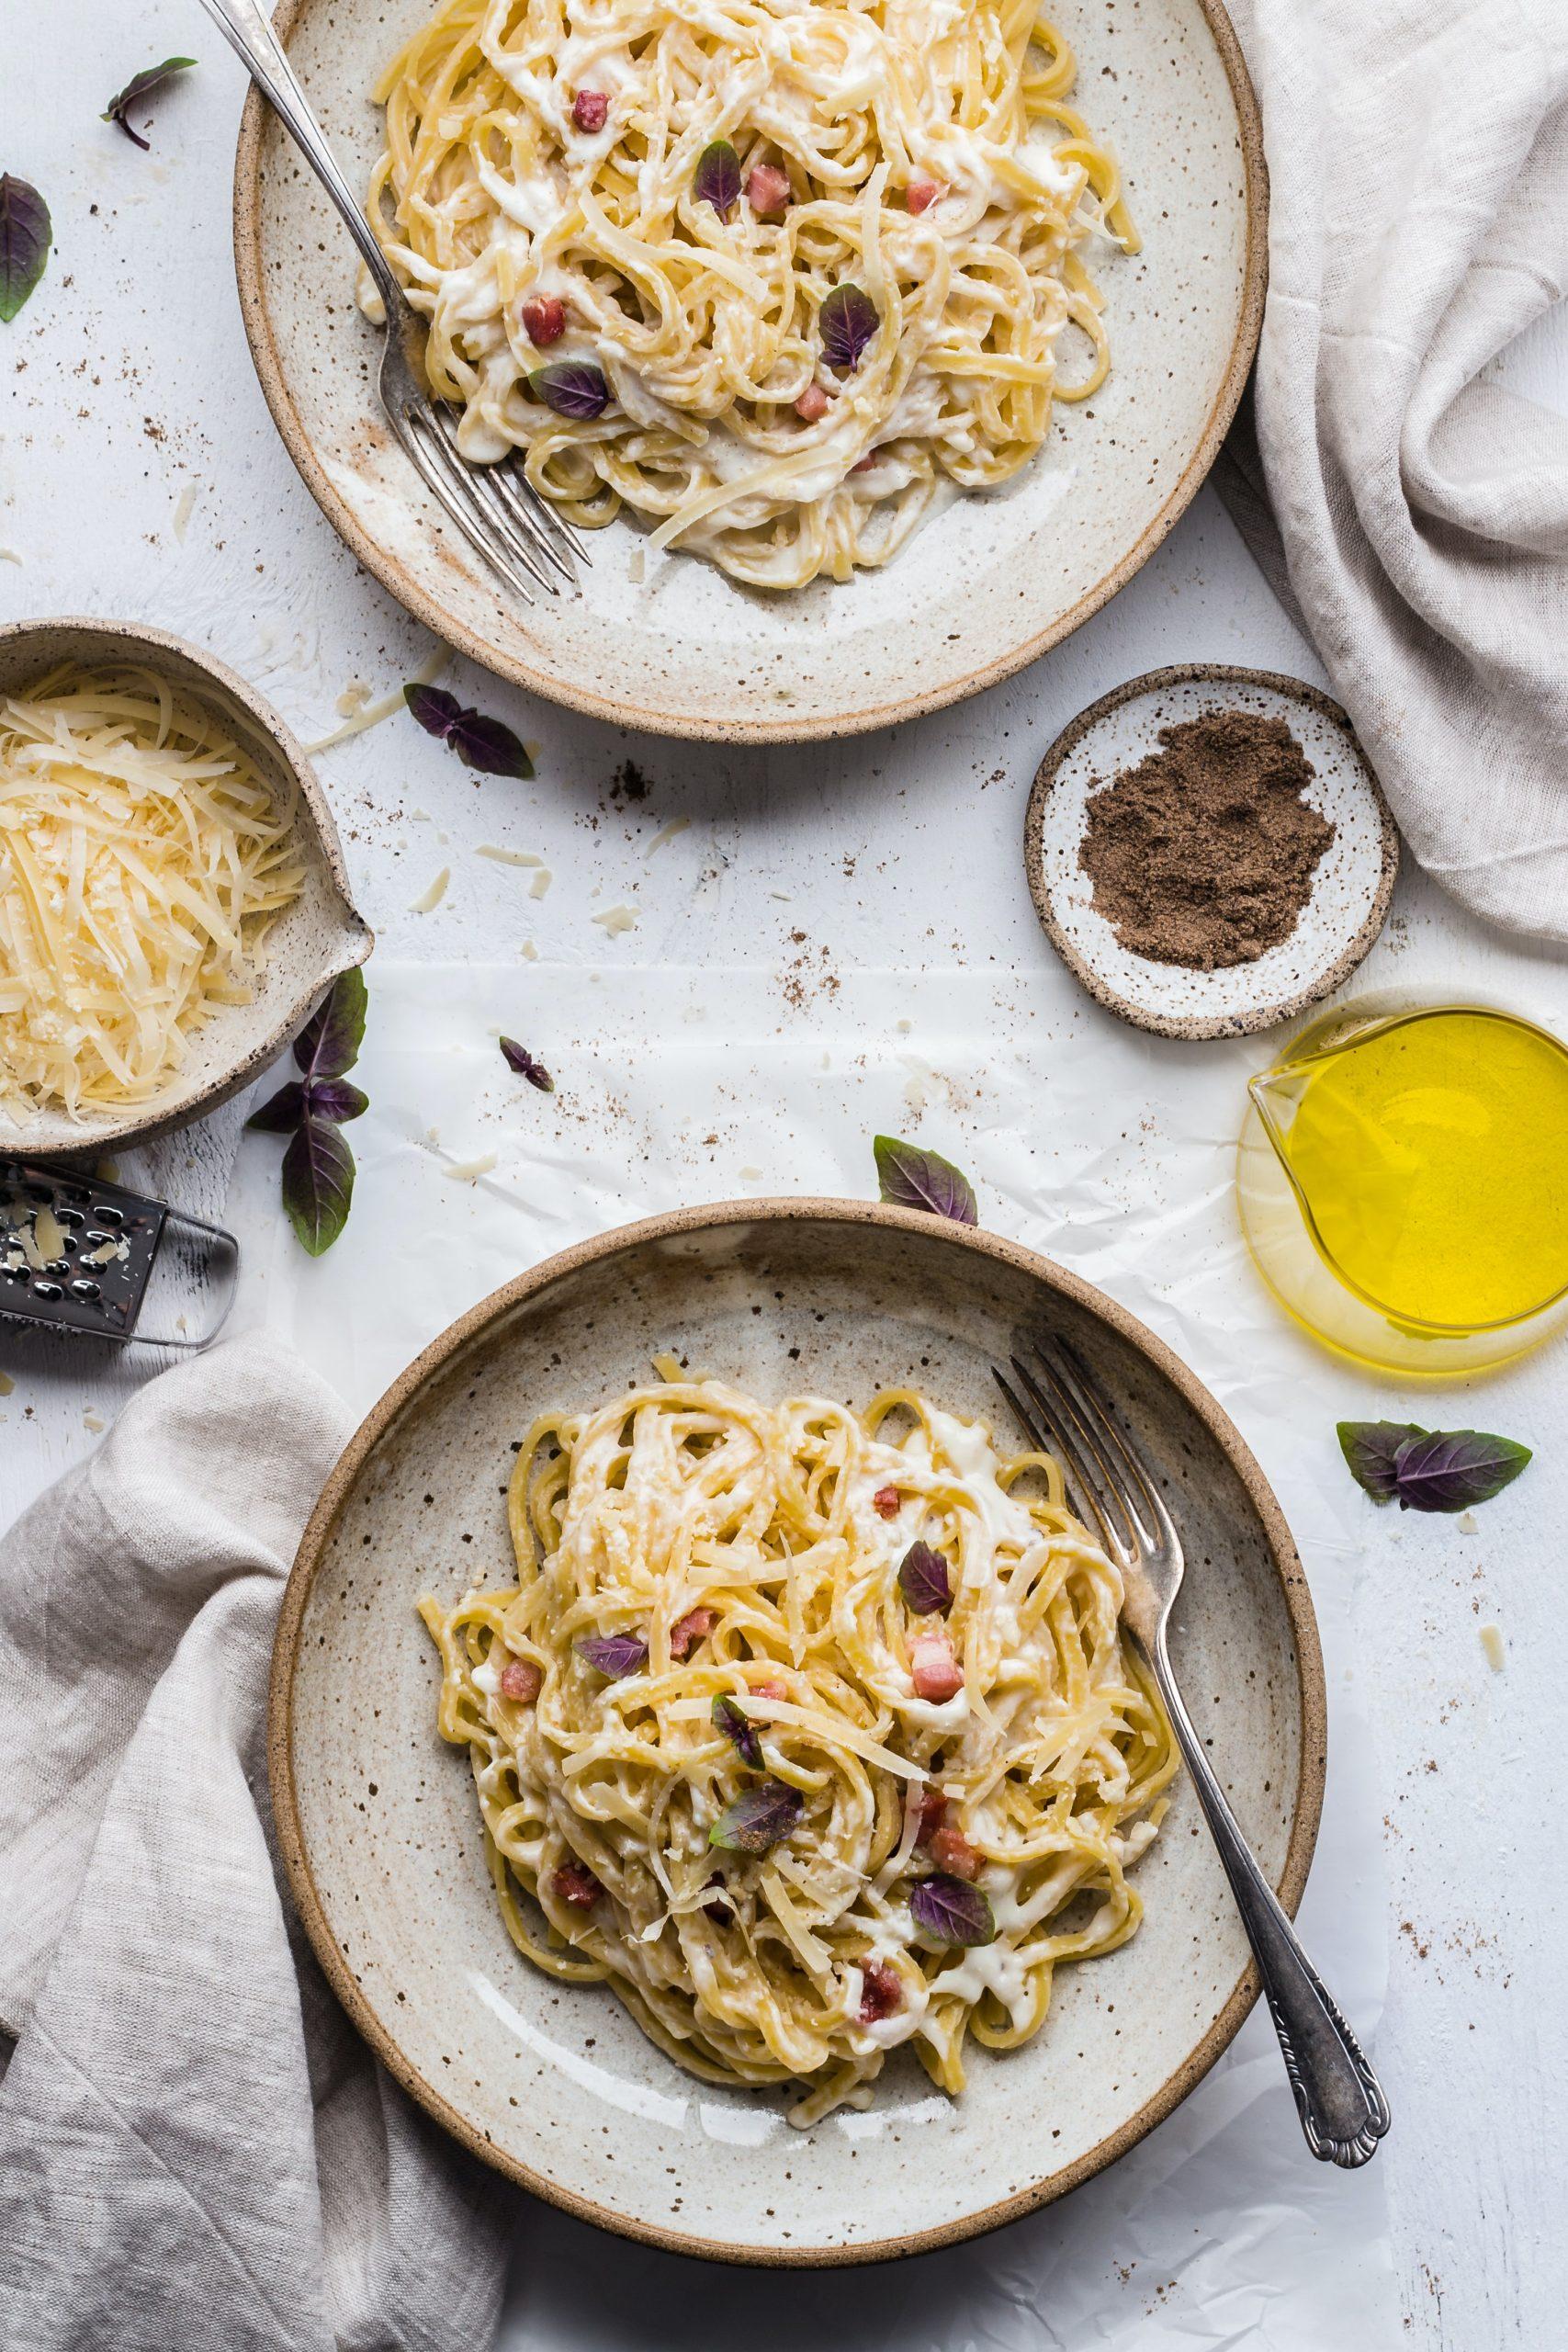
left=197, top=0, right=586, bottom=602
left=996, top=1339, right=1391, bottom=2168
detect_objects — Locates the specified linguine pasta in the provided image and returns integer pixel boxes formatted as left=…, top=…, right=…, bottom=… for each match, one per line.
left=366, top=0, right=1135, bottom=588
left=420, top=1369, right=1177, bottom=2121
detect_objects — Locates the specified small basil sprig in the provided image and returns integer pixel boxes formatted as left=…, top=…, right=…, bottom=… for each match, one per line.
left=712, top=1693, right=763, bottom=1769
left=709, top=1779, right=803, bottom=1854
left=897, top=1540, right=953, bottom=1617
left=103, top=57, right=196, bottom=151
left=819, top=284, right=878, bottom=371
left=405, top=683, right=534, bottom=778
left=874, top=1135, right=977, bottom=1224
left=576, top=1633, right=649, bottom=1679
left=1337, top=1420, right=1531, bottom=1514
left=694, top=140, right=740, bottom=220
left=0, top=175, right=51, bottom=324
left=500, top=1038, right=553, bottom=1091
left=910, top=1873, right=996, bottom=1948
left=246, top=968, right=368, bottom=1257
left=528, top=359, right=611, bottom=421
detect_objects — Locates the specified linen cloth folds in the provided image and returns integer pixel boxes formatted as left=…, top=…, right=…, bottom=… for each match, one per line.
left=1217, top=0, right=1568, bottom=946
left=0, top=1335, right=512, bottom=2352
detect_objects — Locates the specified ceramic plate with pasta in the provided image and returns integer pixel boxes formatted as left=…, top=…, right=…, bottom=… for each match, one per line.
left=273, top=1205, right=1317, bottom=2260
left=237, top=0, right=1263, bottom=737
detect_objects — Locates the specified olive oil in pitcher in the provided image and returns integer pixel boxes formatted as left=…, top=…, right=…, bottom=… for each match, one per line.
left=1236, top=1003, right=1568, bottom=1374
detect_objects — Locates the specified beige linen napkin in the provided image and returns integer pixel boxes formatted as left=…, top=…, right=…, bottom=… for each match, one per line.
left=1216, top=0, right=1568, bottom=945
left=0, top=1334, right=511, bottom=2352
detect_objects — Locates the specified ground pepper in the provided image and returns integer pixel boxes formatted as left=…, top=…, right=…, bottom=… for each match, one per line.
left=1078, top=709, right=1336, bottom=970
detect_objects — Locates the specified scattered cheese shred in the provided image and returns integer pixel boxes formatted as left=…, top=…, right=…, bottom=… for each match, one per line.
left=529, top=868, right=553, bottom=899
left=0, top=662, right=305, bottom=1123
left=445, top=1150, right=498, bottom=1182
left=409, top=866, right=450, bottom=913
left=520, top=939, right=538, bottom=961
left=646, top=819, right=689, bottom=855
left=83, top=1409, right=105, bottom=1433
left=172, top=484, right=199, bottom=542
left=593, top=905, right=637, bottom=936
left=475, top=844, right=544, bottom=867
left=305, top=643, right=446, bottom=753
left=0, top=1370, right=14, bottom=1396
left=1480, top=1624, right=1505, bottom=1672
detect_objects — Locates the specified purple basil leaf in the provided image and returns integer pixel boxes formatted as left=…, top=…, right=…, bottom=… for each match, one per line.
left=403, top=683, right=465, bottom=740
left=1391, top=1428, right=1532, bottom=1514
left=874, top=1135, right=977, bottom=1224
left=708, top=1779, right=804, bottom=1855
left=1336, top=1420, right=1427, bottom=1504
left=694, top=140, right=741, bottom=220
left=910, top=1873, right=997, bottom=1949
left=0, top=175, right=51, bottom=324
left=712, top=1694, right=763, bottom=1770
left=448, top=711, right=534, bottom=777
left=819, top=283, right=878, bottom=371
left=305, top=1077, right=368, bottom=1125
left=529, top=359, right=611, bottom=422
left=102, top=56, right=196, bottom=151
left=500, top=1038, right=554, bottom=1092
left=404, top=682, right=533, bottom=777
left=246, top=1080, right=308, bottom=1135
left=575, top=1633, right=649, bottom=1679
left=281, top=1115, right=355, bottom=1257
left=292, top=967, right=367, bottom=1083
left=897, top=1540, right=953, bottom=1618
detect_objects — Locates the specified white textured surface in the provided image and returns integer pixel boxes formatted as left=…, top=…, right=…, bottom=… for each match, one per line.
left=3, top=7, right=1566, bottom=2345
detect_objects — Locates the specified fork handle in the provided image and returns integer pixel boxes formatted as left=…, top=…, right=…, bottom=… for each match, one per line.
left=1149, top=1633, right=1391, bottom=2166
left=196, top=0, right=401, bottom=311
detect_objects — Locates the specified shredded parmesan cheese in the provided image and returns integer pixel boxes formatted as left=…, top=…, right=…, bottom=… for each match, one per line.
left=593, top=904, right=637, bottom=936
left=445, top=1149, right=498, bottom=1182
left=0, top=665, right=304, bottom=1123
left=409, top=866, right=450, bottom=913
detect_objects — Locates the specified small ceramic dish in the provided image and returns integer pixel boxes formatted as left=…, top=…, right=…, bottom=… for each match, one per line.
left=270, top=1200, right=1325, bottom=2266
left=0, top=616, right=372, bottom=1159
left=1024, top=665, right=1399, bottom=1040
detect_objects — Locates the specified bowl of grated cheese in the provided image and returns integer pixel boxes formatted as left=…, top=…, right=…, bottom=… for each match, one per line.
left=0, top=616, right=371, bottom=1158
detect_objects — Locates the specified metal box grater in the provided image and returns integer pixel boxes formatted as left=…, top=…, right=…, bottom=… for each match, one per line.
left=1, top=1160, right=239, bottom=1347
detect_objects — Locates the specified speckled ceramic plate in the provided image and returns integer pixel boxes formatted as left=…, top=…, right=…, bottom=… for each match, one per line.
left=0, top=616, right=372, bottom=1159
left=232, top=0, right=1265, bottom=743
left=1024, top=666, right=1400, bottom=1040
left=271, top=1201, right=1324, bottom=2265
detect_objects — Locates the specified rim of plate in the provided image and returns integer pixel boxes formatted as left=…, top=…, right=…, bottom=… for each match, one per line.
left=1023, top=664, right=1402, bottom=1041
left=231, top=1, right=1269, bottom=744
left=269, top=1197, right=1327, bottom=2266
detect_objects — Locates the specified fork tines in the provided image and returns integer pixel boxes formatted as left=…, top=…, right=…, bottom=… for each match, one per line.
left=994, top=1340, right=1163, bottom=1566
left=387, top=381, right=592, bottom=605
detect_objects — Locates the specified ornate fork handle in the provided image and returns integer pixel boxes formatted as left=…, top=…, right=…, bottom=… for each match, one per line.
left=195, top=0, right=401, bottom=312
left=1150, top=1629, right=1391, bottom=2165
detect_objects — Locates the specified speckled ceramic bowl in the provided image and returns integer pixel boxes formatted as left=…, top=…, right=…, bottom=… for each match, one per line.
left=0, top=616, right=371, bottom=1159
left=271, top=1200, right=1325, bottom=2264
left=1024, top=666, right=1400, bottom=1040
left=232, top=0, right=1266, bottom=742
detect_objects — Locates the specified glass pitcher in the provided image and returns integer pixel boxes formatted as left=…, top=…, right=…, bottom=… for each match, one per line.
left=1235, top=997, right=1568, bottom=1377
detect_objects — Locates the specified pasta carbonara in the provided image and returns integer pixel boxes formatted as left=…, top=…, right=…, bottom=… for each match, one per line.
left=367, top=0, right=1135, bottom=588
left=420, top=1369, right=1177, bottom=2121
